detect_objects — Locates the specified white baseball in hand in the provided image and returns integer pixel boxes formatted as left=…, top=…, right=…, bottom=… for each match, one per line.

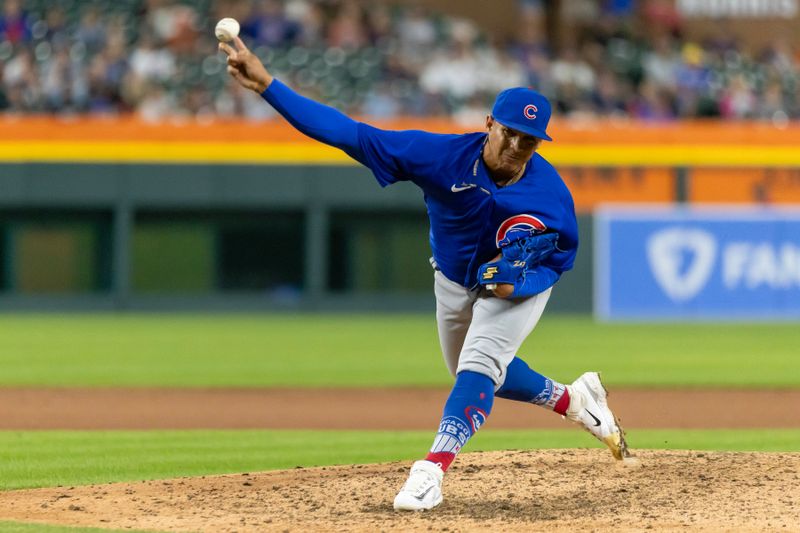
left=215, top=18, right=240, bottom=42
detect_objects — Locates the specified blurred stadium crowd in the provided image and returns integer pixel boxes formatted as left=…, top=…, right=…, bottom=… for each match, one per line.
left=0, top=0, right=797, bottom=123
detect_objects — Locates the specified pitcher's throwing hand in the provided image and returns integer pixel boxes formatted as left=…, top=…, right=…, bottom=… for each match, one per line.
left=218, top=37, right=272, bottom=93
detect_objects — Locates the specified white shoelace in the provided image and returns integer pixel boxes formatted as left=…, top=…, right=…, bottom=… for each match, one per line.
left=404, top=471, right=436, bottom=495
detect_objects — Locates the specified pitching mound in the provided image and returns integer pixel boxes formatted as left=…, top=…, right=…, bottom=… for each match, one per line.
left=1, top=449, right=797, bottom=532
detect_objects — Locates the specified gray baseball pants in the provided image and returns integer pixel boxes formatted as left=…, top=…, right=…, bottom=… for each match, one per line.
left=433, top=270, right=552, bottom=388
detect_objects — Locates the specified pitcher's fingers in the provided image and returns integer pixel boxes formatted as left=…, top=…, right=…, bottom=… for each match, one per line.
left=218, top=41, right=236, bottom=57
left=233, top=36, right=249, bottom=52
left=227, top=67, right=246, bottom=85
left=230, top=69, right=253, bottom=88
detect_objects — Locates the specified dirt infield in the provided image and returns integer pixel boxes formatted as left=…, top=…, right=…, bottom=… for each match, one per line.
left=3, top=387, right=800, bottom=430
left=1, top=449, right=798, bottom=532
left=2, top=388, right=799, bottom=531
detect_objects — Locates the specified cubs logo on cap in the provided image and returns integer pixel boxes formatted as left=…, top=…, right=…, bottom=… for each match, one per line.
left=492, top=87, right=553, bottom=141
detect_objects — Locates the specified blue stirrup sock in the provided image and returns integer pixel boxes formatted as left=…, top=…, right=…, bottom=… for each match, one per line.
left=496, top=356, right=570, bottom=414
left=425, top=371, right=494, bottom=472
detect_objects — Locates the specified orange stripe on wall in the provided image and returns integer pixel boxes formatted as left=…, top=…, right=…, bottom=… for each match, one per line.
left=691, top=168, right=800, bottom=204
left=562, top=167, right=675, bottom=210
left=1, top=116, right=799, bottom=144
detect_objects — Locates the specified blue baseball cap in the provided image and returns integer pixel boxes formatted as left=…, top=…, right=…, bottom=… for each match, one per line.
left=491, top=87, right=553, bottom=141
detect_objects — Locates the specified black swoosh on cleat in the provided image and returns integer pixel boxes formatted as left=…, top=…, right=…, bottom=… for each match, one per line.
left=415, top=486, right=434, bottom=500
left=585, top=409, right=602, bottom=427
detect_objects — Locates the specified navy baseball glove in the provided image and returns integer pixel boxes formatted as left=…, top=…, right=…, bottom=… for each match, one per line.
left=478, top=232, right=559, bottom=296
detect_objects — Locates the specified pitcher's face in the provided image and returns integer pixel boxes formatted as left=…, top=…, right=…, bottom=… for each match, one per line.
left=483, top=116, right=542, bottom=177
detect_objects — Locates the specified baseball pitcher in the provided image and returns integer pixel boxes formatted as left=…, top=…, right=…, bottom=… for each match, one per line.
left=220, top=36, right=630, bottom=511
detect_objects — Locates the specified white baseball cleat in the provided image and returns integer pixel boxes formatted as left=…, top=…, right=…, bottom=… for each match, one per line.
left=393, top=460, right=444, bottom=511
left=566, top=372, right=630, bottom=460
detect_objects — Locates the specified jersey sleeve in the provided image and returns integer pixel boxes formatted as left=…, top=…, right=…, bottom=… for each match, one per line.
left=261, top=80, right=452, bottom=188
left=513, top=264, right=561, bottom=297
left=260, top=79, right=362, bottom=160
left=355, top=124, right=455, bottom=187
left=544, top=190, right=579, bottom=274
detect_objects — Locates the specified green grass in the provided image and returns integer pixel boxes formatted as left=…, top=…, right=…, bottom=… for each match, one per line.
left=0, top=314, right=797, bottom=388
left=2, top=428, right=799, bottom=491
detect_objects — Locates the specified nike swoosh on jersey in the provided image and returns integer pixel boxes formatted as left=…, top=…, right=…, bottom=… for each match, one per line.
left=451, top=183, right=477, bottom=193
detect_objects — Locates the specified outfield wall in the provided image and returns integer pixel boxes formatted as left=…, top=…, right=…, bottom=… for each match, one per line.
left=0, top=162, right=594, bottom=312
left=1, top=119, right=797, bottom=312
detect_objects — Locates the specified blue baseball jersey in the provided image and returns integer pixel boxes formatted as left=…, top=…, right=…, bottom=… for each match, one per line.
left=354, top=125, right=578, bottom=289
left=261, top=79, right=578, bottom=290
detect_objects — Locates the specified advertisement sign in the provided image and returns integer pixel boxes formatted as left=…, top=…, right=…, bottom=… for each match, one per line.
left=595, top=206, right=800, bottom=320
left=677, top=0, right=798, bottom=18
left=674, top=0, right=800, bottom=48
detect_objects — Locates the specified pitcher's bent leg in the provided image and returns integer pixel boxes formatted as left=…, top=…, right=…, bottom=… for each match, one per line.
left=456, top=288, right=551, bottom=386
